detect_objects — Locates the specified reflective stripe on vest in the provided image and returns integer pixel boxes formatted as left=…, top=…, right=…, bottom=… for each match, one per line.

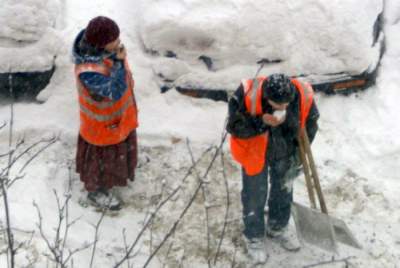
left=291, top=79, right=314, bottom=129
left=243, top=77, right=266, bottom=116
left=78, top=97, right=131, bottom=122
left=75, top=60, right=138, bottom=146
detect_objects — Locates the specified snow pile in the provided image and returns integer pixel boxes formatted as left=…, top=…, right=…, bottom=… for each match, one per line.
left=138, top=0, right=383, bottom=77
left=0, top=0, right=61, bottom=72
left=0, top=0, right=399, bottom=267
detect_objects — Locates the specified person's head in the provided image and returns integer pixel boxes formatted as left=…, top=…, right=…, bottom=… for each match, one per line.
left=84, top=16, right=120, bottom=51
left=263, top=73, right=295, bottom=110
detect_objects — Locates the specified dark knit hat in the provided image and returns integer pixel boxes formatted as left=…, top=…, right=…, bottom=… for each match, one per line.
left=263, top=73, right=295, bottom=104
left=85, top=16, right=120, bottom=48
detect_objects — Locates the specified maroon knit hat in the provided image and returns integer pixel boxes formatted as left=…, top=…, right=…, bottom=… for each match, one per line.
left=85, top=16, right=120, bottom=48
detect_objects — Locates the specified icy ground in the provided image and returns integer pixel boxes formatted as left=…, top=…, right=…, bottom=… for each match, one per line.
left=0, top=0, right=400, bottom=267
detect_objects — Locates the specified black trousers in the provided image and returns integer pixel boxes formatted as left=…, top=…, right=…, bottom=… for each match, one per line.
left=241, top=156, right=296, bottom=239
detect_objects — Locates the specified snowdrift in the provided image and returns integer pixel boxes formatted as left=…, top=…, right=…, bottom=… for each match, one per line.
left=138, top=0, right=384, bottom=96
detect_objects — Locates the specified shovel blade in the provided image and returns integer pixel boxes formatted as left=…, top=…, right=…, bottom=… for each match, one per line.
left=292, top=202, right=362, bottom=252
left=291, top=202, right=337, bottom=252
left=331, top=216, right=363, bottom=249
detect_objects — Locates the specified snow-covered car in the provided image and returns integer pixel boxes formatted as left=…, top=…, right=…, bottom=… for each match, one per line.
left=0, top=0, right=61, bottom=99
left=138, top=0, right=384, bottom=101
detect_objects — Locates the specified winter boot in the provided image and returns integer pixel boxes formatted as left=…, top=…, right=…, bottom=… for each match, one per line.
left=87, top=189, right=122, bottom=211
left=245, top=237, right=268, bottom=265
left=266, top=225, right=300, bottom=252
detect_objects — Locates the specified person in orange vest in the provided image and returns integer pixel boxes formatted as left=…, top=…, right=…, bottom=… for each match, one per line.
left=227, top=73, right=319, bottom=263
left=72, top=16, right=138, bottom=211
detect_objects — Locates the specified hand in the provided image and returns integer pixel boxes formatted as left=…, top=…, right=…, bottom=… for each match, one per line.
left=116, top=44, right=127, bottom=60
left=262, top=113, right=285, bottom=127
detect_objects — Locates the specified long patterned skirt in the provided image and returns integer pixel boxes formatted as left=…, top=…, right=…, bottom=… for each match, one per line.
left=76, top=130, right=137, bottom=192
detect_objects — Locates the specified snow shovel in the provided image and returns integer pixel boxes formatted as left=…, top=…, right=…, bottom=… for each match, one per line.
left=291, top=128, right=362, bottom=252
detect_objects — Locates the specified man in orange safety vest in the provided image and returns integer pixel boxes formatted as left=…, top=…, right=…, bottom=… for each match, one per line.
left=227, top=73, right=319, bottom=263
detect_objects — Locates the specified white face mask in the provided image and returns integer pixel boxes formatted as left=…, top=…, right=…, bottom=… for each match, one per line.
left=273, top=110, right=287, bottom=121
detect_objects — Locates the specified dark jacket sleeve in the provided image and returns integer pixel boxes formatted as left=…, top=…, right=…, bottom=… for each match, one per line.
left=226, top=84, right=269, bottom=138
left=306, top=101, right=319, bottom=143
left=79, top=60, right=127, bottom=101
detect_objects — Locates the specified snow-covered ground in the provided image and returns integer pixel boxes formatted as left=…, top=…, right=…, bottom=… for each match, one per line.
left=0, top=0, right=399, bottom=267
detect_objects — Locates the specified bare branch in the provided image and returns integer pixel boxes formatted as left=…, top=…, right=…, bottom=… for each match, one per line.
left=113, top=146, right=214, bottom=268
left=143, top=138, right=226, bottom=268
left=0, top=138, right=47, bottom=176
left=18, top=137, right=58, bottom=174
left=63, top=242, right=93, bottom=266
left=122, top=229, right=131, bottom=268
left=0, top=121, right=6, bottom=131
left=213, top=149, right=231, bottom=265
left=89, top=207, right=108, bottom=268
left=303, top=256, right=356, bottom=268
left=162, top=240, right=174, bottom=268
left=231, top=244, right=237, bottom=268
left=186, top=139, right=211, bottom=268
left=33, top=201, right=61, bottom=266
left=2, top=73, right=16, bottom=267
left=1, top=180, right=15, bottom=267
left=33, top=180, right=90, bottom=268
left=7, top=174, right=26, bottom=188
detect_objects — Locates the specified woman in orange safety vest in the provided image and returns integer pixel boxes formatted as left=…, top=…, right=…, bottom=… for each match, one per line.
left=73, top=16, right=138, bottom=211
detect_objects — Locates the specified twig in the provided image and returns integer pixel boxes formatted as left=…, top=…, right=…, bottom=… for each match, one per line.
left=0, top=121, right=6, bottom=131
left=143, top=138, right=226, bottom=268
left=113, top=146, right=214, bottom=268
left=53, top=190, right=66, bottom=257
left=162, top=240, right=174, bottom=268
left=34, top=184, right=90, bottom=268
left=33, top=201, right=61, bottom=266
left=3, top=73, right=15, bottom=267
left=213, top=149, right=231, bottom=265
left=18, top=137, right=58, bottom=173
left=63, top=242, right=93, bottom=265
left=186, top=139, right=211, bottom=268
left=7, top=174, right=26, bottom=188
left=89, top=207, right=108, bottom=268
left=61, top=166, right=74, bottom=259
left=303, top=256, right=356, bottom=268
left=0, top=137, right=55, bottom=178
left=231, top=244, right=237, bottom=268
left=122, top=229, right=131, bottom=268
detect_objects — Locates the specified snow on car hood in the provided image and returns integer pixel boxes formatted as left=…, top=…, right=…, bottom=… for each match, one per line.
left=138, top=0, right=383, bottom=90
left=0, top=0, right=61, bottom=72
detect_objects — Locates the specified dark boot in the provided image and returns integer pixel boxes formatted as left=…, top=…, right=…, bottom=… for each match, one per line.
left=87, top=189, right=122, bottom=211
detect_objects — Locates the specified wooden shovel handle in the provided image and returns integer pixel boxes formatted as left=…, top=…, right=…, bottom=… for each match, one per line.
left=298, top=135, right=317, bottom=209
left=300, top=128, right=328, bottom=214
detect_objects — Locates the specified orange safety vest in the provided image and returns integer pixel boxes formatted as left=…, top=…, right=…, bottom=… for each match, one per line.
left=75, top=59, right=138, bottom=146
left=230, top=77, right=314, bottom=176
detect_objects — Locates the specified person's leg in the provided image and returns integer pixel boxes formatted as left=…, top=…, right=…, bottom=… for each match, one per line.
left=267, top=157, right=293, bottom=232
left=241, top=167, right=269, bottom=263
left=126, top=130, right=138, bottom=181
left=241, top=167, right=269, bottom=240
left=267, top=157, right=300, bottom=251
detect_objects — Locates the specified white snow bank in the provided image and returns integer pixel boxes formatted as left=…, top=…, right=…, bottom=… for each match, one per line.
left=0, top=0, right=60, bottom=42
left=139, top=0, right=383, bottom=76
left=0, top=29, right=60, bottom=72
left=0, top=0, right=61, bottom=72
